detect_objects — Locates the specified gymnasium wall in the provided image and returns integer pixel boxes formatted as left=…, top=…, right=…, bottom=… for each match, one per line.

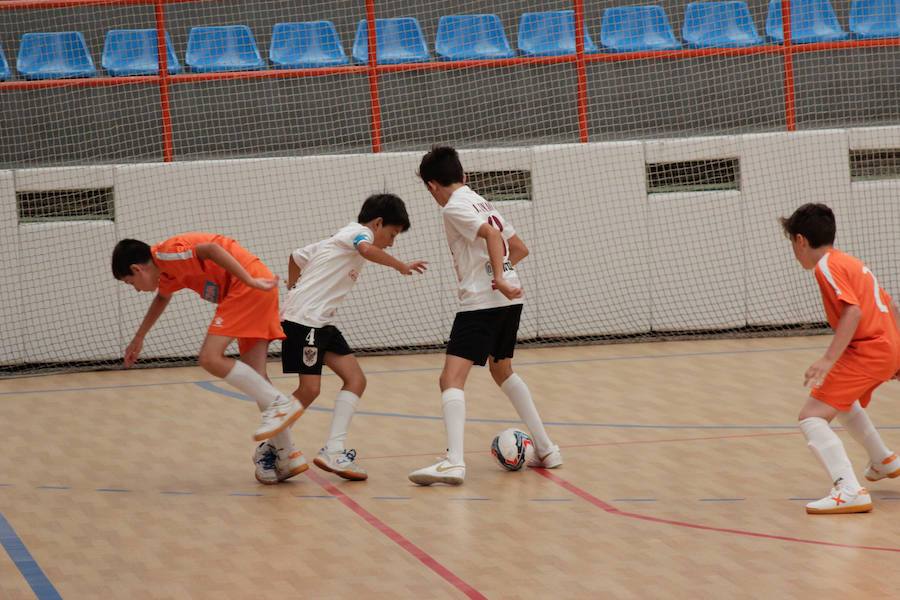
left=5, top=126, right=900, bottom=365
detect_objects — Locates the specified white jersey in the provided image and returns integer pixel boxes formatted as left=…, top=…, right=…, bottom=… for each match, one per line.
left=442, top=185, right=523, bottom=312
left=280, top=222, right=374, bottom=327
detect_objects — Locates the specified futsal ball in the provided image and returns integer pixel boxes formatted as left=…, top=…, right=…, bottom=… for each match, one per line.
left=491, top=428, right=534, bottom=471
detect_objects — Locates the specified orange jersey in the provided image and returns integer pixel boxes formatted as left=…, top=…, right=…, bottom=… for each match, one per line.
left=152, top=233, right=260, bottom=302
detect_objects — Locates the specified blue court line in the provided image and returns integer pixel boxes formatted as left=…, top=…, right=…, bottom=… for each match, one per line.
left=160, top=491, right=193, bottom=496
left=529, top=498, right=573, bottom=502
left=612, top=498, right=658, bottom=502
left=96, top=488, right=130, bottom=493
left=295, top=494, right=335, bottom=499
left=0, top=512, right=62, bottom=600
left=37, top=486, right=69, bottom=490
left=0, top=344, right=828, bottom=398
left=789, top=497, right=817, bottom=501
left=0, top=483, right=13, bottom=487
left=450, top=497, right=491, bottom=501
left=372, top=496, right=411, bottom=500
left=229, top=492, right=264, bottom=497
left=699, top=498, right=745, bottom=502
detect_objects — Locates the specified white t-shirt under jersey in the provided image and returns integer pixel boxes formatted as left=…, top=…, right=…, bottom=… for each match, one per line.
left=280, top=222, right=374, bottom=327
left=442, top=185, right=523, bottom=312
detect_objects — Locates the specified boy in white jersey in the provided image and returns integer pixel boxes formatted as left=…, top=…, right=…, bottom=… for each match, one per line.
left=260, top=193, right=427, bottom=481
left=409, top=146, right=562, bottom=486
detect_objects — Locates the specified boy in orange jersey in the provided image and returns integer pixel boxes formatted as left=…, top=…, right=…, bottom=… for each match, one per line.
left=112, top=233, right=306, bottom=485
left=781, top=203, right=900, bottom=514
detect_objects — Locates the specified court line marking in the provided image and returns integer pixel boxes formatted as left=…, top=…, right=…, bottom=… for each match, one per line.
left=535, top=469, right=900, bottom=553
left=0, top=512, right=62, bottom=600
left=305, top=470, right=487, bottom=600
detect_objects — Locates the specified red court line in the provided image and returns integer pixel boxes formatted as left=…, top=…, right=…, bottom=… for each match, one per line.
left=535, top=468, right=900, bottom=553
left=305, top=470, right=487, bottom=600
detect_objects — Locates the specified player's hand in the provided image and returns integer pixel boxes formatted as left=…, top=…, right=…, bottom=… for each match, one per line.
left=399, top=260, right=428, bottom=275
left=249, top=276, right=279, bottom=291
left=804, top=356, right=835, bottom=388
left=494, top=279, right=524, bottom=300
left=124, top=336, right=144, bottom=368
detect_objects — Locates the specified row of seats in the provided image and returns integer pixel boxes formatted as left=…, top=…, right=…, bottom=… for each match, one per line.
left=2, top=0, right=898, bottom=80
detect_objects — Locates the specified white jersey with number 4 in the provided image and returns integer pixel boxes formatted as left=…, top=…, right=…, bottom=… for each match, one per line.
left=281, top=222, right=374, bottom=327
left=442, top=185, right=523, bottom=312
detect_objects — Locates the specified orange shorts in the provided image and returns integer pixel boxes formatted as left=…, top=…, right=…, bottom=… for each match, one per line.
left=811, top=353, right=895, bottom=411
left=207, top=259, right=285, bottom=354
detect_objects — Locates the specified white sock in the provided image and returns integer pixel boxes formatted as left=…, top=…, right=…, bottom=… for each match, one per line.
left=442, top=388, right=466, bottom=465
left=836, top=401, right=892, bottom=464
left=800, top=417, right=862, bottom=491
left=325, top=390, right=360, bottom=453
left=225, top=360, right=294, bottom=452
left=500, top=374, right=553, bottom=454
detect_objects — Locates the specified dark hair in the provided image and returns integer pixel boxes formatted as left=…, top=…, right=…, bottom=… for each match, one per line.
left=418, top=145, right=464, bottom=186
left=111, top=238, right=152, bottom=279
left=780, top=203, right=836, bottom=248
left=358, top=193, right=411, bottom=232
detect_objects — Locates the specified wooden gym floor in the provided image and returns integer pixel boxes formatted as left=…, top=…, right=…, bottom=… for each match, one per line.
left=2, top=335, right=900, bottom=599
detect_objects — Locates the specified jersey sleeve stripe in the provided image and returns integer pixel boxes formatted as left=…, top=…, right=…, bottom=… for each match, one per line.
left=156, top=250, right=193, bottom=261
left=817, top=253, right=842, bottom=296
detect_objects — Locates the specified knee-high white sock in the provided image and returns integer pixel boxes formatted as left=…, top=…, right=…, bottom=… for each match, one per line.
left=325, top=390, right=360, bottom=453
left=800, top=417, right=862, bottom=490
left=500, top=374, right=553, bottom=454
left=836, top=401, right=892, bottom=463
left=442, top=388, right=466, bottom=465
left=225, top=360, right=294, bottom=451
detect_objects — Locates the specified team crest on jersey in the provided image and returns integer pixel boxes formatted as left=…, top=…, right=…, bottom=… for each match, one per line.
left=202, top=281, right=220, bottom=303
left=303, top=346, right=318, bottom=367
left=212, top=316, right=224, bottom=328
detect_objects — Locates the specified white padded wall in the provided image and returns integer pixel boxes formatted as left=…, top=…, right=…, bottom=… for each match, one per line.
left=0, top=171, right=23, bottom=365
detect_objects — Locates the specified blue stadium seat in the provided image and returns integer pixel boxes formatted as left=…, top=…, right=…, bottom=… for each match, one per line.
left=435, top=14, right=515, bottom=60
left=352, top=18, right=429, bottom=64
left=0, top=46, right=9, bottom=81
left=601, top=6, right=682, bottom=52
left=682, top=2, right=763, bottom=47
left=102, top=29, right=182, bottom=76
left=270, top=21, right=348, bottom=68
left=185, top=25, right=265, bottom=72
left=850, top=0, right=900, bottom=38
left=517, top=10, right=598, bottom=56
left=766, top=0, right=848, bottom=43
left=17, top=32, right=97, bottom=80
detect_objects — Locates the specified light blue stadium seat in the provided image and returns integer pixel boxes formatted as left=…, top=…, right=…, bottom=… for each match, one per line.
left=682, top=2, right=763, bottom=47
left=435, top=14, right=515, bottom=60
left=0, top=46, right=9, bottom=81
left=766, top=0, right=848, bottom=43
left=517, top=10, right=598, bottom=56
left=850, top=0, right=900, bottom=38
left=352, top=18, right=429, bottom=64
left=270, top=21, right=348, bottom=68
left=17, top=32, right=97, bottom=80
left=185, top=25, right=265, bottom=72
left=102, top=29, right=182, bottom=76
left=601, top=6, right=682, bottom=52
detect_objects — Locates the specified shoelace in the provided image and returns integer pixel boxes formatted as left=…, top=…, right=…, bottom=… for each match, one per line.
left=343, top=449, right=357, bottom=462
left=257, top=445, right=277, bottom=470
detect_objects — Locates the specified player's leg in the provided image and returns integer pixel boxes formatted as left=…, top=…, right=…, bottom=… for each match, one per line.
left=799, top=395, right=871, bottom=514
left=488, top=358, right=561, bottom=469
left=240, top=338, right=307, bottom=483
left=837, top=394, right=899, bottom=482
left=313, top=352, right=368, bottom=481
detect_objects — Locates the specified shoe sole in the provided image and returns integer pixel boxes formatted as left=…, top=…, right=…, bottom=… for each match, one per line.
left=277, top=462, right=310, bottom=482
left=865, top=469, right=900, bottom=482
left=408, top=472, right=464, bottom=486
left=806, top=502, right=873, bottom=514
left=255, top=473, right=280, bottom=485
left=313, top=457, right=368, bottom=481
left=253, top=407, right=305, bottom=442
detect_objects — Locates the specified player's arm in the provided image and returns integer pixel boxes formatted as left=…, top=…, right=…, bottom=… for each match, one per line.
left=476, top=224, right=522, bottom=300
left=124, top=292, right=171, bottom=368
left=356, top=242, right=427, bottom=276
left=804, top=301, right=862, bottom=387
left=195, top=243, right=277, bottom=291
left=507, top=235, right=529, bottom=267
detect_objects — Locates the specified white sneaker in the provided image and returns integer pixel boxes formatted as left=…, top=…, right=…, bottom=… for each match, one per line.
left=527, top=444, right=563, bottom=469
left=253, top=396, right=304, bottom=442
left=865, top=453, right=900, bottom=482
left=275, top=447, right=309, bottom=482
left=313, top=448, right=368, bottom=481
left=806, top=481, right=872, bottom=514
left=253, top=442, right=279, bottom=485
left=408, top=457, right=465, bottom=486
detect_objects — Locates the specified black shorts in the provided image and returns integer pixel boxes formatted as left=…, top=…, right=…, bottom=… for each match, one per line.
left=281, top=320, right=352, bottom=375
left=446, top=304, right=523, bottom=366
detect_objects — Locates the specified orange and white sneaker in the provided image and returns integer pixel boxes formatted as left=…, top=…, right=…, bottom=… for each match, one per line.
left=253, top=396, right=304, bottom=441
left=526, top=444, right=563, bottom=469
left=865, top=453, right=900, bottom=482
left=276, top=446, right=309, bottom=482
left=806, top=482, right=872, bottom=514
